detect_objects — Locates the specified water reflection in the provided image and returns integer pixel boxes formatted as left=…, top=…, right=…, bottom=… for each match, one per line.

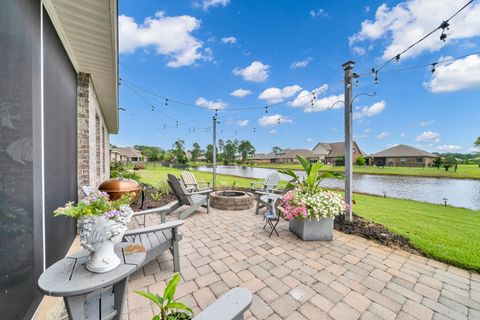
left=196, top=165, right=480, bottom=210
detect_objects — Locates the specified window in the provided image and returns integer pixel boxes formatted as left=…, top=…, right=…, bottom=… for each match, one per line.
left=416, top=158, right=423, bottom=163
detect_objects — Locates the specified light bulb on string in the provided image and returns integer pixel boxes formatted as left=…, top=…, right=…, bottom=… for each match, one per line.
left=431, top=63, right=437, bottom=74
left=151, top=105, right=155, bottom=111
left=253, top=127, right=256, bottom=134
left=176, top=121, right=178, bottom=128
left=264, top=106, right=268, bottom=114
left=165, top=98, right=169, bottom=107
left=439, top=20, right=450, bottom=42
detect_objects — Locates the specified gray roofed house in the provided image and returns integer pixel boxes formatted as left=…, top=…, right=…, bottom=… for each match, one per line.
left=111, top=147, right=146, bottom=162
left=312, top=141, right=363, bottom=164
left=369, top=144, right=437, bottom=167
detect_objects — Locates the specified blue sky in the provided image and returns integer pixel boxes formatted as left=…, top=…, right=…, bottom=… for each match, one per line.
left=113, top=0, right=480, bottom=154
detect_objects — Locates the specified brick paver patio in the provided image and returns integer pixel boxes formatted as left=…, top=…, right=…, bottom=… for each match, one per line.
left=124, top=206, right=480, bottom=320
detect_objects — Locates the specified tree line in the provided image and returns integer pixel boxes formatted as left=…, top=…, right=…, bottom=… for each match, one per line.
left=134, top=139, right=256, bottom=164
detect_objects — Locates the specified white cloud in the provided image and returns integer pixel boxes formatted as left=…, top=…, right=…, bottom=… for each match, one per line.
left=269, top=129, right=277, bottom=134
left=310, top=9, right=328, bottom=18
left=290, top=57, right=313, bottom=69
left=221, top=36, right=237, bottom=44
left=195, top=97, right=227, bottom=110
left=376, top=131, right=389, bottom=140
left=416, top=131, right=440, bottom=142
left=436, top=144, right=462, bottom=151
left=365, top=6, right=371, bottom=13
left=353, top=101, right=386, bottom=120
left=306, top=138, right=313, bottom=142
left=419, top=119, right=435, bottom=127
left=236, top=119, right=249, bottom=126
left=230, top=89, right=251, bottom=98
left=331, top=127, right=339, bottom=132
left=352, top=46, right=366, bottom=56
left=258, top=114, right=292, bottom=127
left=290, top=85, right=332, bottom=111
left=198, top=0, right=230, bottom=10
left=400, top=132, right=406, bottom=137
left=119, top=12, right=209, bottom=68
left=258, top=85, right=302, bottom=103
left=350, top=1, right=480, bottom=60
left=233, top=61, right=270, bottom=82
left=425, top=54, right=480, bottom=92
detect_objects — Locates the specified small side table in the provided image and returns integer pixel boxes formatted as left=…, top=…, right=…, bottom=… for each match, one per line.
left=260, top=194, right=282, bottom=237
left=38, top=242, right=145, bottom=320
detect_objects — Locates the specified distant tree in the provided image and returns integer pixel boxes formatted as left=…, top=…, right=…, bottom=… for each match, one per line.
left=191, top=143, right=202, bottom=162
left=355, top=155, right=366, bottom=166
left=237, top=140, right=256, bottom=162
left=163, top=151, right=174, bottom=162
left=141, top=148, right=153, bottom=160
left=272, top=146, right=282, bottom=154
left=205, top=144, right=214, bottom=162
left=432, top=157, right=443, bottom=170
left=475, top=137, right=480, bottom=149
left=335, top=155, right=345, bottom=166
left=218, top=139, right=225, bottom=153
left=224, top=140, right=237, bottom=162
left=442, top=155, right=457, bottom=171
left=172, top=140, right=187, bottom=164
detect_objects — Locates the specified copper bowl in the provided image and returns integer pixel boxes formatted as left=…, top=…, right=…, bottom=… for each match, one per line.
left=98, top=179, right=141, bottom=202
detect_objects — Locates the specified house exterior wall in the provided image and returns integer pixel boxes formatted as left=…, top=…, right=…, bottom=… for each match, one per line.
left=373, top=156, right=435, bottom=167
left=77, top=73, right=110, bottom=198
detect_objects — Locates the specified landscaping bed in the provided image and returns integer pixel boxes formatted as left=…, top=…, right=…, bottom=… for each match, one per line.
left=334, top=213, right=421, bottom=255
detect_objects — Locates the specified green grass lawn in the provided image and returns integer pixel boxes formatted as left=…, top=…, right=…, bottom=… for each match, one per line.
left=247, top=163, right=480, bottom=180
left=137, top=166, right=480, bottom=271
left=352, top=194, right=480, bottom=271
left=136, top=165, right=264, bottom=189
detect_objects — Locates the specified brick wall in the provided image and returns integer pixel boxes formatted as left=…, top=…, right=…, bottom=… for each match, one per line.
left=77, top=72, right=110, bottom=198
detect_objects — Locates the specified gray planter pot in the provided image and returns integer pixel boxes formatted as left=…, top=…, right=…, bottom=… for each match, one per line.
left=289, top=218, right=334, bottom=241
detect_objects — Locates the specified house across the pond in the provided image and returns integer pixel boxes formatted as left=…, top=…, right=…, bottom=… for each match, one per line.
left=369, top=144, right=437, bottom=167
left=111, top=147, right=146, bottom=163
left=250, top=141, right=363, bottom=165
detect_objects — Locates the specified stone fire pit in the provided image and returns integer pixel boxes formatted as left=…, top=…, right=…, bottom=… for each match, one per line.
left=210, top=190, right=254, bottom=211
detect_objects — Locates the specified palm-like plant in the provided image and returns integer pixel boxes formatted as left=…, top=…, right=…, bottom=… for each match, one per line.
left=136, top=274, right=193, bottom=320
left=279, top=155, right=343, bottom=194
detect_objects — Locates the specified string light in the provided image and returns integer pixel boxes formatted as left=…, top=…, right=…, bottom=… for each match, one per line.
left=431, top=63, right=437, bottom=74
left=368, top=0, right=474, bottom=73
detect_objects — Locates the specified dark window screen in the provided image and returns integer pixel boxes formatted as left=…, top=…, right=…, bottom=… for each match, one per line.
left=43, top=8, right=77, bottom=267
left=0, top=0, right=41, bottom=319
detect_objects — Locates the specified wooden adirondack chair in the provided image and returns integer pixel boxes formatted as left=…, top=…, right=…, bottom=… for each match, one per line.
left=181, top=170, right=210, bottom=192
left=254, top=185, right=293, bottom=215
left=250, top=172, right=280, bottom=193
left=167, top=174, right=211, bottom=219
left=122, top=216, right=184, bottom=272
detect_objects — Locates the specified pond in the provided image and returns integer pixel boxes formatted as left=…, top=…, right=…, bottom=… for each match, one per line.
left=195, top=165, right=480, bottom=211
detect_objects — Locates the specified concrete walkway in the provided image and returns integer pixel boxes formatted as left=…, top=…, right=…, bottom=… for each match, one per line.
left=125, top=207, right=480, bottom=320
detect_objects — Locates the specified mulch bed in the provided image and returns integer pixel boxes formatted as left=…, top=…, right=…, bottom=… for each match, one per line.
left=131, top=184, right=177, bottom=210
left=334, top=213, right=422, bottom=255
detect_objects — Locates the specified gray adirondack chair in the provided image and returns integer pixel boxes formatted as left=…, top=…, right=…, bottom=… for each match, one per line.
left=122, top=217, right=184, bottom=272
left=193, top=287, right=252, bottom=320
left=250, top=172, right=280, bottom=193
left=181, top=170, right=210, bottom=192
left=255, top=185, right=293, bottom=215
left=167, top=174, right=211, bottom=219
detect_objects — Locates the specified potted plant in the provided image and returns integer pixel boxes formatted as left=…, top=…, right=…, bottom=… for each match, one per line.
left=54, top=191, right=134, bottom=273
left=279, top=155, right=347, bottom=241
left=136, top=274, right=193, bottom=320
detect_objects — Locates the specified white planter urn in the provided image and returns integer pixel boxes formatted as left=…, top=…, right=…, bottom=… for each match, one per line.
left=79, top=207, right=133, bottom=273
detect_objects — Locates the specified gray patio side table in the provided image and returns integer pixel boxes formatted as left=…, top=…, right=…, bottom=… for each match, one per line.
left=38, top=242, right=145, bottom=320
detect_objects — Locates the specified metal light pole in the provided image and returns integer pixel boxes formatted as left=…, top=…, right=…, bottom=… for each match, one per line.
left=212, top=115, right=217, bottom=189
left=342, top=61, right=354, bottom=222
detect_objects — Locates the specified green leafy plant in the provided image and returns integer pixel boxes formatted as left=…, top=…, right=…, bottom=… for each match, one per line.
left=136, top=274, right=193, bottom=320
left=54, top=191, right=133, bottom=219
left=279, top=155, right=343, bottom=194
left=150, top=192, right=162, bottom=202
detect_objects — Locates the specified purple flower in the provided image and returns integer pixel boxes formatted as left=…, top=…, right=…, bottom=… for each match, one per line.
left=104, top=210, right=122, bottom=220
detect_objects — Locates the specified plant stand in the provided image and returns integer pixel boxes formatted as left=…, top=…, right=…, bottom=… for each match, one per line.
left=38, top=242, right=145, bottom=320
left=289, top=218, right=334, bottom=241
